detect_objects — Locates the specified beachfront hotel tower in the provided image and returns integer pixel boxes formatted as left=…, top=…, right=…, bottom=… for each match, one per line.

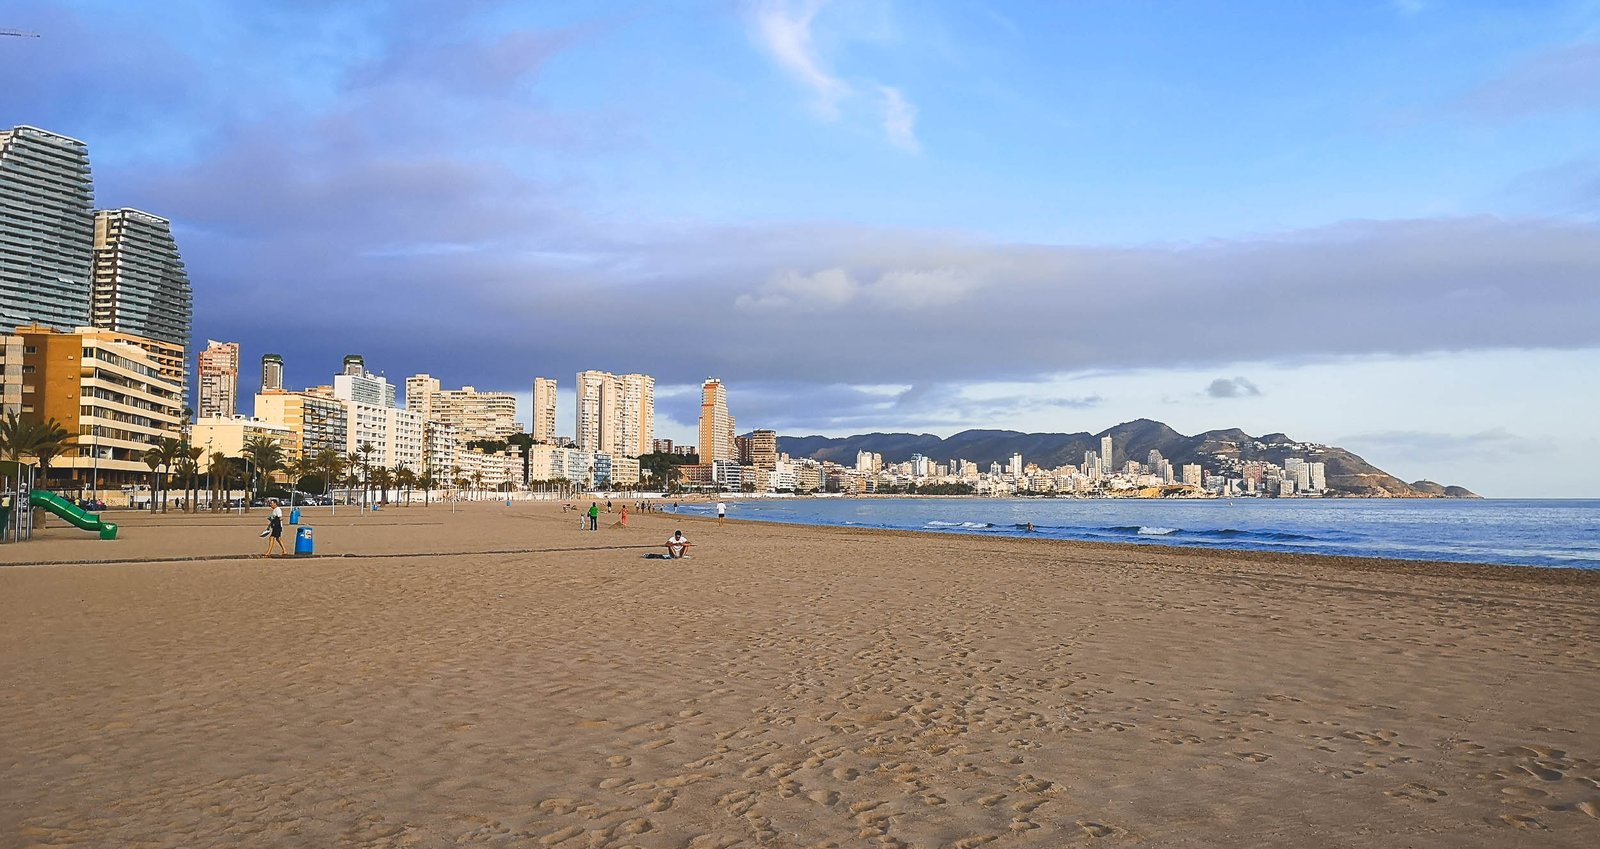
left=575, top=370, right=654, bottom=457
left=532, top=377, right=557, bottom=442
left=0, top=126, right=95, bottom=332
left=89, top=209, right=192, bottom=361
left=197, top=339, right=240, bottom=419
left=698, top=378, right=736, bottom=464
left=261, top=353, right=284, bottom=392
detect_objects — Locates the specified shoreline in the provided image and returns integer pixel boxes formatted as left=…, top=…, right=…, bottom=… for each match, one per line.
left=7, top=502, right=1598, bottom=585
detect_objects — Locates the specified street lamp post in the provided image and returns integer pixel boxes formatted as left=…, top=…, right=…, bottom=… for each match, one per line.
left=90, top=424, right=99, bottom=505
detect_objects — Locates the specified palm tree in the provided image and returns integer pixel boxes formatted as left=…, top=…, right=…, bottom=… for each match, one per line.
left=242, top=436, right=286, bottom=506
left=419, top=469, right=435, bottom=507
left=0, top=412, right=71, bottom=481
left=394, top=465, right=416, bottom=505
left=184, top=444, right=204, bottom=512
left=357, top=442, right=376, bottom=507
left=155, top=437, right=183, bottom=512
left=313, top=447, right=345, bottom=504
left=29, top=419, right=73, bottom=491
left=471, top=470, right=485, bottom=499
left=450, top=465, right=463, bottom=500
left=370, top=466, right=392, bottom=505
left=142, top=447, right=164, bottom=513
left=208, top=452, right=232, bottom=511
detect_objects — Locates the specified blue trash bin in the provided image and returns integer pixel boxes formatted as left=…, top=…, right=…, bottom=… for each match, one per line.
left=289, top=506, right=301, bottom=525
left=294, top=526, right=314, bottom=556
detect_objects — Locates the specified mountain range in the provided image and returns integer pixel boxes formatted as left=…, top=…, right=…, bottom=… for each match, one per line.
left=777, top=418, right=1478, bottom=498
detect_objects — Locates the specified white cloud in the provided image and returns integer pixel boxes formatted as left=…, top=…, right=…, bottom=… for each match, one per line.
left=750, top=0, right=851, bottom=119
left=735, top=267, right=859, bottom=311
left=878, top=84, right=920, bottom=152
left=747, top=0, right=920, bottom=151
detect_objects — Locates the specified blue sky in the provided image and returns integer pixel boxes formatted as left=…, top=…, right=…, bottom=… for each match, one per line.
left=4, top=0, right=1598, bottom=495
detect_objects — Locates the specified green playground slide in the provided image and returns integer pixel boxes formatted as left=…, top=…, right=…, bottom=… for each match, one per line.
left=29, top=490, right=118, bottom=540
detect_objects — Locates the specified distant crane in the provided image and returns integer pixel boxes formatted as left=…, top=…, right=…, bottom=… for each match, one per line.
left=0, top=29, right=41, bottom=38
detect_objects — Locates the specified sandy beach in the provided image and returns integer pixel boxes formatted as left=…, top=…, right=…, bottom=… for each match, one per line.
left=2, top=500, right=1596, bottom=848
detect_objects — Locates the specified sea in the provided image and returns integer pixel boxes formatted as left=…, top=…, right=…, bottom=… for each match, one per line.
left=667, top=497, right=1600, bottom=570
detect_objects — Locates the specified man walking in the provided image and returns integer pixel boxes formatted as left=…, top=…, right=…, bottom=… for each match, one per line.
left=716, top=501, right=727, bottom=525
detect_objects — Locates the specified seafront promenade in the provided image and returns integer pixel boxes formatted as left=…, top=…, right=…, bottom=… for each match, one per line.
left=2, top=502, right=1597, bottom=847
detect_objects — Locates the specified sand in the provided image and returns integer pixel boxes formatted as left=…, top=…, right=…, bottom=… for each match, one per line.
left=2, top=500, right=1597, bottom=848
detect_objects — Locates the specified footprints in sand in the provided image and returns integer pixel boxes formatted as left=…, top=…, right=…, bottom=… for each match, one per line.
left=1385, top=782, right=1448, bottom=803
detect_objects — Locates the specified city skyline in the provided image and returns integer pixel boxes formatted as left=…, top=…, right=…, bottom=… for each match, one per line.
left=3, top=2, right=1596, bottom=497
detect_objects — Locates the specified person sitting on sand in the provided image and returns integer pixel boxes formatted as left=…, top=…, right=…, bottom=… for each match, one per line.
left=665, top=530, right=692, bottom=559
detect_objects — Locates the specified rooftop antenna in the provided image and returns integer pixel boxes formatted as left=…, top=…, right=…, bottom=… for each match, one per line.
left=0, top=29, right=42, bottom=38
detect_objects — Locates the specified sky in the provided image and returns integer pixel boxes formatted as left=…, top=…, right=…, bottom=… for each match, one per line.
left=4, top=0, right=1598, bottom=496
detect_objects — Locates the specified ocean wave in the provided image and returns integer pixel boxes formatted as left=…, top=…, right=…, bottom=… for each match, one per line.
left=1103, top=525, right=1319, bottom=542
left=925, top=520, right=994, bottom=529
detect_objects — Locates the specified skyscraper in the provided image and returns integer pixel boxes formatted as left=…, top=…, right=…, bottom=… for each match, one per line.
left=332, top=357, right=396, bottom=408
left=1100, top=435, right=1115, bottom=476
left=90, top=208, right=192, bottom=355
left=575, top=370, right=654, bottom=456
left=575, top=370, right=615, bottom=453
left=698, top=378, right=735, bottom=464
left=0, top=126, right=95, bottom=331
left=532, top=377, right=557, bottom=442
left=197, top=340, right=240, bottom=419
left=260, top=353, right=284, bottom=392
left=405, top=373, right=441, bottom=419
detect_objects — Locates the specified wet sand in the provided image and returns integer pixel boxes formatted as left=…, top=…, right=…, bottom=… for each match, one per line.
left=2, top=500, right=1597, bottom=847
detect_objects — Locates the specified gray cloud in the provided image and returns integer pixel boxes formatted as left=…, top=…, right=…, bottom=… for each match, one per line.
left=1337, top=427, right=1537, bottom=463
left=10, top=3, right=1600, bottom=409
left=1206, top=377, right=1261, bottom=398
left=1459, top=41, right=1600, bottom=122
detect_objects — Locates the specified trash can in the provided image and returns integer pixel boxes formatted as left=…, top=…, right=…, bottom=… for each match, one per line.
left=289, top=506, right=301, bottom=525
left=294, top=526, right=314, bottom=556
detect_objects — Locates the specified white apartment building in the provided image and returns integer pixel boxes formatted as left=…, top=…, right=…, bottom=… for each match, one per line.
left=575, top=370, right=653, bottom=457
left=532, top=376, right=557, bottom=442
left=345, top=403, right=424, bottom=471
left=333, top=364, right=397, bottom=409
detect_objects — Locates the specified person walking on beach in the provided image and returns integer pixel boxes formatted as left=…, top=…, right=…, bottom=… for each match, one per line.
left=587, top=502, right=599, bottom=531
left=716, top=501, right=727, bottom=525
left=620, top=505, right=628, bottom=527
left=264, top=498, right=287, bottom=557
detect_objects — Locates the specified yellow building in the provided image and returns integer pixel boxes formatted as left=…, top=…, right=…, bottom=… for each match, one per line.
left=254, top=389, right=348, bottom=458
left=17, top=325, right=184, bottom=488
left=190, top=416, right=301, bottom=473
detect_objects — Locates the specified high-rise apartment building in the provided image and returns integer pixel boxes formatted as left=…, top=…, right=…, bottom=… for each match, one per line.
left=18, top=325, right=183, bottom=487
left=745, top=429, right=778, bottom=468
left=89, top=209, right=192, bottom=382
left=532, top=377, right=557, bottom=442
left=698, top=378, right=736, bottom=464
left=404, top=374, right=440, bottom=419
left=0, top=126, right=95, bottom=332
left=430, top=385, right=520, bottom=442
left=254, top=389, right=348, bottom=459
left=616, top=373, right=654, bottom=457
left=1100, top=435, right=1115, bottom=476
left=197, top=340, right=240, bottom=418
left=1182, top=464, right=1203, bottom=487
left=333, top=356, right=397, bottom=408
left=575, top=370, right=614, bottom=453
left=575, top=370, right=654, bottom=457
left=260, top=353, right=284, bottom=392
left=0, top=333, right=21, bottom=416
